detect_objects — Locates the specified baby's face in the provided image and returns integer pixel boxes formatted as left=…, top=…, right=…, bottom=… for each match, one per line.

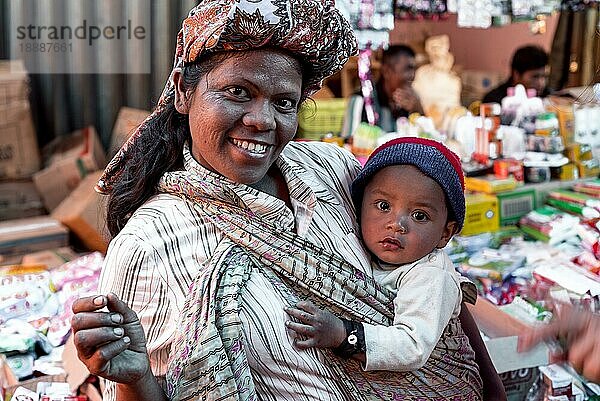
left=360, top=165, right=456, bottom=265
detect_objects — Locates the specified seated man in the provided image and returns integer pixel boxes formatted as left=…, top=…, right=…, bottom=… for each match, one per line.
left=482, top=45, right=549, bottom=104
left=342, top=44, right=424, bottom=137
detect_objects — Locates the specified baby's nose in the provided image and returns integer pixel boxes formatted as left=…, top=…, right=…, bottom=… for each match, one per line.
left=391, top=216, right=408, bottom=233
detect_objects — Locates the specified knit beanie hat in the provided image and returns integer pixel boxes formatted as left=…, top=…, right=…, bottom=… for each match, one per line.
left=351, top=137, right=465, bottom=232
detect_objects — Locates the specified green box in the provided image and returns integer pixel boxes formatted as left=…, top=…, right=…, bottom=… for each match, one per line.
left=495, top=188, right=536, bottom=226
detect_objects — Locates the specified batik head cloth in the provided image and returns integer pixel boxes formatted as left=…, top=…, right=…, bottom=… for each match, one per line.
left=97, top=0, right=358, bottom=194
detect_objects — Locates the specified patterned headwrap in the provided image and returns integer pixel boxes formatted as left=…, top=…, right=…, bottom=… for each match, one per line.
left=97, top=0, right=358, bottom=194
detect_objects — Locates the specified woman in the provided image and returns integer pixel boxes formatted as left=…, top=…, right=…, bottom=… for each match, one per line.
left=71, top=1, right=506, bottom=400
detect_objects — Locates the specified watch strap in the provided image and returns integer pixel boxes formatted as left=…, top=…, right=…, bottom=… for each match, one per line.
left=332, top=318, right=365, bottom=359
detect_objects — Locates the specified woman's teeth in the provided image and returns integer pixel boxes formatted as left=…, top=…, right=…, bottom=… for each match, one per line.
left=232, top=139, right=267, bottom=154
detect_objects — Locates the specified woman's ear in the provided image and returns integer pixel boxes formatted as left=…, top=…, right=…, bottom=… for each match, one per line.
left=436, top=220, right=457, bottom=248
left=173, top=69, right=190, bottom=114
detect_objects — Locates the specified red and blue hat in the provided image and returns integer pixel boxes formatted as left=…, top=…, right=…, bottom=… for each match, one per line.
left=351, top=137, right=465, bottom=231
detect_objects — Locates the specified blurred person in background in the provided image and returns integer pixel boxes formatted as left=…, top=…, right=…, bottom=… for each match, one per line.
left=482, top=45, right=550, bottom=104
left=342, top=44, right=424, bottom=137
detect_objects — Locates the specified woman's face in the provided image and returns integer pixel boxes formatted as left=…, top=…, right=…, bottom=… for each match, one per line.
left=174, top=49, right=303, bottom=184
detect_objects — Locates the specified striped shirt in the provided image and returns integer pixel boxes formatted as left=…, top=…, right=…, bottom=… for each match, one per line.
left=99, top=141, right=375, bottom=400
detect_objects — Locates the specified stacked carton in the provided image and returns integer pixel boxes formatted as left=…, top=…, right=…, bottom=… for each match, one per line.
left=0, top=61, right=40, bottom=179
left=0, top=61, right=44, bottom=222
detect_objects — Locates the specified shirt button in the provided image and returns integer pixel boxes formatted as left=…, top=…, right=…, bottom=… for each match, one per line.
left=429, top=254, right=437, bottom=262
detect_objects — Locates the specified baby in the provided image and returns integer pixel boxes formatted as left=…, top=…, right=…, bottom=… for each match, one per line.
left=285, top=137, right=481, bottom=392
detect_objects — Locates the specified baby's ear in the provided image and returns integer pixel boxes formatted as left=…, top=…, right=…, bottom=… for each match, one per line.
left=436, top=220, right=457, bottom=248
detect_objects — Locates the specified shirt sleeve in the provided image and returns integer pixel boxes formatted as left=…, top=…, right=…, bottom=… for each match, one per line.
left=457, top=274, right=477, bottom=305
left=98, top=232, right=175, bottom=400
left=363, top=264, right=461, bottom=371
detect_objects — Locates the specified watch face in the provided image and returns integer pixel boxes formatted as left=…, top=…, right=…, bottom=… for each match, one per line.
left=348, top=334, right=358, bottom=345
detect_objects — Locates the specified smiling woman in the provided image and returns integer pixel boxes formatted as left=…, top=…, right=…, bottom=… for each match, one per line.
left=173, top=49, right=302, bottom=187
left=69, top=1, right=505, bottom=400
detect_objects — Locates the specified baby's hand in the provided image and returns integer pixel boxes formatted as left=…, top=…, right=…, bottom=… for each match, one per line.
left=284, top=301, right=346, bottom=350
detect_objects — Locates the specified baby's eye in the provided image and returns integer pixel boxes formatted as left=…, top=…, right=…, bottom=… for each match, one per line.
left=376, top=201, right=391, bottom=211
left=226, top=86, right=249, bottom=98
left=412, top=211, right=429, bottom=221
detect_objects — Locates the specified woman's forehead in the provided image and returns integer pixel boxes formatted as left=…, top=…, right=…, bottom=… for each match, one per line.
left=203, top=50, right=302, bottom=89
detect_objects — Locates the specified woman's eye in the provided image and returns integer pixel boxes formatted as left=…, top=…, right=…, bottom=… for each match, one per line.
left=226, top=86, right=249, bottom=98
left=412, top=211, right=429, bottom=221
left=376, top=201, right=390, bottom=211
left=276, top=98, right=296, bottom=110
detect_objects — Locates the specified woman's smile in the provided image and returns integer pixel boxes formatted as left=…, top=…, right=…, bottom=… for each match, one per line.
left=230, top=138, right=270, bottom=156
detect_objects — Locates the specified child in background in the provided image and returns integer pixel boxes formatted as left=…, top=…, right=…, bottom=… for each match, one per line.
left=285, top=137, right=482, bottom=398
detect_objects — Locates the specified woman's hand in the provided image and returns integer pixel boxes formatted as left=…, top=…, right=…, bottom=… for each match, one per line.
left=518, top=307, right=600, bottom=382
left=284, top=301, right=346, bottom=349
left=71, top=293, right=150, bottom=384
left=461, top=305, right=507, bottom=401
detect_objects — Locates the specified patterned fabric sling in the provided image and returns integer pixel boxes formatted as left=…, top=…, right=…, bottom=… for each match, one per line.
left=159, top=166, right=483, bottom=401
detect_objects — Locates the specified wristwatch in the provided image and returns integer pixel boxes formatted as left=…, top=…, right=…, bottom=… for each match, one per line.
left=332, top=318, right=365, bottom=359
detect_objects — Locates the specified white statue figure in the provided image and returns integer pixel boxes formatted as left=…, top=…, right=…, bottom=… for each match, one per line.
left=412, top=34, right=462, bottom=128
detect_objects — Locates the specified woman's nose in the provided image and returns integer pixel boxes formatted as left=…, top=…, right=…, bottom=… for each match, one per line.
left=242, top=100, right=276, bottom=131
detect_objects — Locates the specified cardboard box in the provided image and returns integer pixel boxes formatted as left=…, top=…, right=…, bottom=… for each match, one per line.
left=0, top=61, right=40, bottom=180
left=51, top=171, right=109, bottom=253
left=21, top=247, right=79, bottom=269
left=33, top=126, right=107, bottom=211
left=0, top=60, right=28, bottom=106
left=109, top=107, right=150, bottom=158
left=576, top=159, right=600, bottom=178
left=461, top=193, right=500, bottom=236
left=467, top=298, right=549, bottom=375
left=496, top=188, right=536, bottom=226
left=460, top=69, right=505, bottom=106
left=0, top=100, right=40, bottom=180
left=0, top=216, right=68, bottom=258
left=465, top=175, right=520, bottom=194
left=500, top=368, right=540, bottom=401
left=0, top=180, right=46, bottom=221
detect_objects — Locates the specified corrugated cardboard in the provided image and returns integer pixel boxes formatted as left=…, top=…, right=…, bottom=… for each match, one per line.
left=0, top=216, right=68, bottom=258
left=20, top=247, right=79, bottom=269
left=0, top=60, right=28, bottom=106
left=0, top=179, right=46, bottom=221
left=461, top=69, right=505, bottom=106
left=0, top=61, right=40, bottom=180
left=33, top=126, right=107, bottom=211
left=0, top=101, right=40, bottom=179
left=109, top=107, right=150, bottom=158
left=467, top=298, right=549, bottom=375
left=51, top=171, right=110, bottom=253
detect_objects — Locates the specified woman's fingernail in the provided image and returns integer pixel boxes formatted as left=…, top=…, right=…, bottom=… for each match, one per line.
left=114, top=327, right=124, bottom=336
left=93, top=296, right=105, bottom=306
left=123, top=336, right=130, bottom=344
left=110, top=313, right=122, bottom=324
